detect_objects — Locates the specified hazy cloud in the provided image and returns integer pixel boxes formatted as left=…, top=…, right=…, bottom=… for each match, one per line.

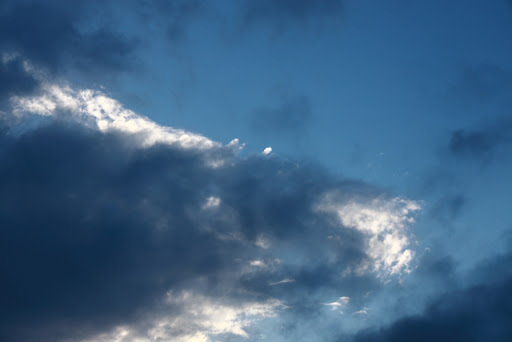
left=429, top=194, right=467, bottom=223
left=448, top=118, right=512, bottom=163
left=351, top=251, right=512, bottom=342
left=0, top=55, right=40, bottom=102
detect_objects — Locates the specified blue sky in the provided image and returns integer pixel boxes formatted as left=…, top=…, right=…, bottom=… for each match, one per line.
left=1, top=1, right=512, bottom=341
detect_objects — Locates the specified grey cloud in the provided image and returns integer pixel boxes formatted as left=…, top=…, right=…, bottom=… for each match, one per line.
left=350, top=250, right=512, bottom=342
left=0, top=115, right=394, bottom=341
left=0, top=0, right=138, bottom=78
left=0, top=57, right=40, bottom=103
left=448, top=118, right=512, bottom=163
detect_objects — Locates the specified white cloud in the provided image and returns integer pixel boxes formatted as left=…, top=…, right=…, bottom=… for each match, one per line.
left=84, top=292, right=284, bottom=342
left=353, top=307, right=369, bottom=317
left=323, top=296, right=350, bottom=312
left=249, top=259, right=266, bottom=268
left=255, top=235, right=271, bottom=249
left=10, top=83, right=222, bottom=151
left=262, top=146, right=272, bottom=155
left=268, top=278, right=295, bottom=286
left=317, top=193, right=420, bottom=277
left=1, top=52, right=18, bottom=64
left=203, top=196, right=221, bottom=209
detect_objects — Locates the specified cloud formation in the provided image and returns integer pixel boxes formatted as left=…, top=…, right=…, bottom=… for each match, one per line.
left=0, top=72, right=420, bottom=341
left=0, top=55, right=40, bottom=103
left=11, top=82, right=220, bottom=151
left=317, top=194, right=420, bottom=277
left=351, top=251, right=512, bottom=342
left=448, top=118, right=512, bottom=163
left=0, top=0, right=138, bottom=77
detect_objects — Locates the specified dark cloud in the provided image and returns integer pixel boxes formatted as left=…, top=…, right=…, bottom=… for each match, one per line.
left=241, top=0, right=343, bottom=33
left=0, top=116, right=388, bottom=341
left=448, top=118, right=512, bottom=163
left=351, top=252, right=512, bottom=342
left=0, top=0, right=138, bottom=77
left=0, top=57, right=40, bottom=102
left=0, top=124, right=228, bottom=340
left=252, top=94, right=312, bottom=141
left=450, top=128, right=494, bottom=158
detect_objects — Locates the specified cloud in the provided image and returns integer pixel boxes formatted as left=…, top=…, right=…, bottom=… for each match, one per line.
left=241, top=0, right=343, bottom=34
left=269, top=278, right=295, bottom=286
left=0, top=79, right=420, bottom=341
left=83, top=291, right=284, bottom=342
left=11, top=82, right=220, bottom=151
left=448, top=118, right=512, bottom=163
left=351, top=252, right=512, bottom=342
left=0, top=0, right=138, bottom=77
left=323, top=296, right=350, bottom=311
left=316, top=194, right=421, bottom=277
left=0, top=54, right=40, bottom=103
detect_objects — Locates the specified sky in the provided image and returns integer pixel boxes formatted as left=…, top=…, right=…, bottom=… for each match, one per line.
left=1, top=0, right=512, bottom=341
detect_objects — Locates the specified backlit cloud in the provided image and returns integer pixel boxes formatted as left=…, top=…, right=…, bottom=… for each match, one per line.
left=317, top=194, right=420, bottom=277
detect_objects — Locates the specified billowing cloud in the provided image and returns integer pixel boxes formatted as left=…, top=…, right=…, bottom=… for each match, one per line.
left=11, top=82, right=220, bottom=150
left=317, top=193, right=420, bottom=277
left=350, top=251, right=512, bottom=342
left=83, top=291, right=284, bottom=342
left=0, top=71, right=421, bottom=341
left=0, top=0, right=138, bottom=77
left=0, top=54, right=40, bottom=103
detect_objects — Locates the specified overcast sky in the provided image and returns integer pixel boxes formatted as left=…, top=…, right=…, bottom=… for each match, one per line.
left=1, top=1, right=512, bottom=341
